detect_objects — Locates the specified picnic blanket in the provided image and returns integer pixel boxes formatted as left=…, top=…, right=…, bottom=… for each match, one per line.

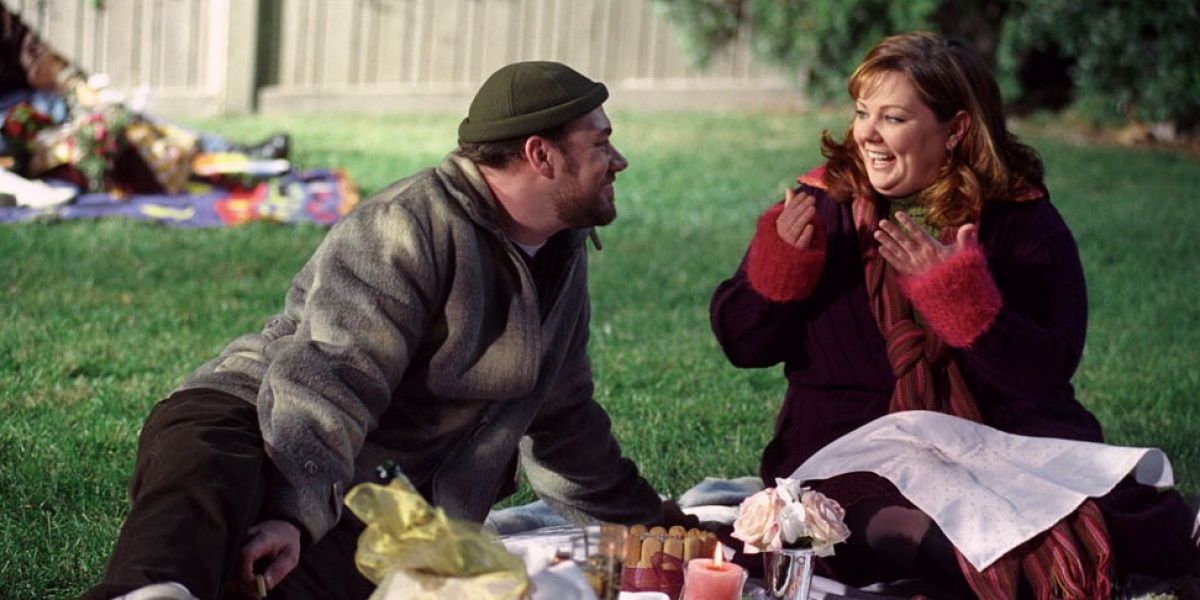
left=0, top=168, right=358, bottom=227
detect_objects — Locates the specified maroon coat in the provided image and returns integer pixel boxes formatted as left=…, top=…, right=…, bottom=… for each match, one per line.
left=711, top=167, right=1196, bottom=578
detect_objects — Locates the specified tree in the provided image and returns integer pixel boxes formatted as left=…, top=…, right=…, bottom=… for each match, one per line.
left=652, top=0, right=1200, bottom=130
left=1004, top=0, right=1200, bottom=130
left=651, top=0, right=1010, bottom=102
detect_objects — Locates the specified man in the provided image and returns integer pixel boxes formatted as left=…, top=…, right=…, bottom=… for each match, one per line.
left=86, top=61, right=681, bottom=600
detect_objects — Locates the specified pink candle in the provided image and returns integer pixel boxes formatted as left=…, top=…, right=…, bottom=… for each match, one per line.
left=680, top=555, right=746, bottom=600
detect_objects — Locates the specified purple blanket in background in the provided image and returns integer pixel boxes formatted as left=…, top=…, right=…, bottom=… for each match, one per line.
left=0, top=169, right=359, bottom=227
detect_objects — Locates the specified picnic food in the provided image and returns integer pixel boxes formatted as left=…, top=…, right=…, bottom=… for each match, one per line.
left=621, top=525, right=720, bottom=599
left=625, top=525, right=717, bottom=569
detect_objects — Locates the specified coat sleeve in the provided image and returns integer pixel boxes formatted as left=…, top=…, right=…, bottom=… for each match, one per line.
left=257, top=202, right=438, bottom=542
left=519, top=289, right=665, bottom=527
left=710, top=202, right=826, bottom=369
left=954, top=202, right=1088, bottom=396
left=899, top=244, right=1002, bottom=348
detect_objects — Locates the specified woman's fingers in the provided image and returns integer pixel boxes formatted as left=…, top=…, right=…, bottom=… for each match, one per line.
left=880, top=214, right=928, bottom=252
left=874, top=229, right=905, bottom=262
left=777, top=191, right=817, bottom=249
left=786, top=204, right=816, bottom=234
left=875, top=219, right=913, bottom=254
left=875, top=236, right=913, bottom=274
left=956, top=223, right=978, bottom=249
left=876, top=214, right=980, bottom=276
left=795, top=223, right=814, bottom=250
left=779, top=193, right=814, bottom=226
left=876, top=215, right=934, bottom=275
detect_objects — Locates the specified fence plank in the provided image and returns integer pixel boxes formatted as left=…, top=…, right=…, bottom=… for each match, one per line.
left=372, top=0, right=407, bottom=84
left=320, top=0, right=354, bottom=86
left=223, top=0, right=260, bottom=113
left=428, top=0, right=462, bottom=83
left=476, top=0, right=515, bottom=80
left=100, top=0, right=138, bottom=86
left=157, top=1, right=190, bottom=88
left=277, top=0, right=301, bottom=87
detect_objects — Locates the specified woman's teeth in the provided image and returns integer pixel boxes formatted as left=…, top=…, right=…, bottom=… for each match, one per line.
left=867, top=151, right=894, bottom=165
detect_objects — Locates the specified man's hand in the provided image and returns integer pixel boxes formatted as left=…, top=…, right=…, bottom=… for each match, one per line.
left=657, top=500, right=701, bottom=530
left=234, top=519, right=301, bottom=597
left=775, top=188, right=818, bottom=250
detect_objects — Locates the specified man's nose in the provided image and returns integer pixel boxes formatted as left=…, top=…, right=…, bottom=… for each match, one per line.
left=610, top=147, right=629, bottom=172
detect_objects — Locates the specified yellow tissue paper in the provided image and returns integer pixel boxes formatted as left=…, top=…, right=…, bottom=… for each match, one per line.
left=344, top=476, right=529, bottom=600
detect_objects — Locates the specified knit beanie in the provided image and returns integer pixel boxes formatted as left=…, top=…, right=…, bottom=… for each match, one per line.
left=458, top=61, right=608, bottom=143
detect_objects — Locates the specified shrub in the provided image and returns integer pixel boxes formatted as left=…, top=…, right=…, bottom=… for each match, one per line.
left=652, top=0, right=1200, bottom=130
left=1005, top=0, right=1200, bottom=130
left=650, top=0, right=1008, bottom=102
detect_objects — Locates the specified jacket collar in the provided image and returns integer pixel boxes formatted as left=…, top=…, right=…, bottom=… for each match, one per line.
left=436, top=152, right=597, bottom=251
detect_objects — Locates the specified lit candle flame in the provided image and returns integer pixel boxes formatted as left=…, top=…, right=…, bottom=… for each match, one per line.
left=712, top=541, right=725, bottom=568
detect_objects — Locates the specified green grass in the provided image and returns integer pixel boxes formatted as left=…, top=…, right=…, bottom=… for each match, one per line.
left=1, top=110, right=1197, bottom=597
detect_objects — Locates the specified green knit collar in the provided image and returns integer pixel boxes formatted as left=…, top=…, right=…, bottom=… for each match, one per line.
left=887, top=192, right=924, bottom=211
left=883, top=192, right=938, bottom=238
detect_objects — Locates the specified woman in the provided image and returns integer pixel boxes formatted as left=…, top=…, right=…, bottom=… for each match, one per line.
left=710, top=31, right=1198, bottom=597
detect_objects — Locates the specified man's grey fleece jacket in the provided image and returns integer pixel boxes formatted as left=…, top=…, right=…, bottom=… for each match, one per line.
left=177, top=152, right=664, bottom=542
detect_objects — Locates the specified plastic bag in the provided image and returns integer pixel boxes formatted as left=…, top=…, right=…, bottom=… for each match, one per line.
left=344, top=476, right=529, bottom=600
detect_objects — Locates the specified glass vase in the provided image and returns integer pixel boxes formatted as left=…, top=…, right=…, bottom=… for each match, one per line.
left=762, top=548, right=815, bottom=600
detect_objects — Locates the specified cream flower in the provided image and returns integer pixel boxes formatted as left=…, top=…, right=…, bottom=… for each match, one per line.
left=801, top=490, right=851, bottom=556
left=734, top=480, right=849, bottom=556
left=777, top=500, right=809, bottom=544
left=774, top=477, right=805, bottom=504
left=732, top=487, right=784, bottom=554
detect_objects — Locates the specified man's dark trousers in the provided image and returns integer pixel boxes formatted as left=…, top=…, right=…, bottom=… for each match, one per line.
left=83, top=389, right=373, bottom=599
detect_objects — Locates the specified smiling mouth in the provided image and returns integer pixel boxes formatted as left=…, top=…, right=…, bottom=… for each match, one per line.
left=865, top=150, right=895, bottom=167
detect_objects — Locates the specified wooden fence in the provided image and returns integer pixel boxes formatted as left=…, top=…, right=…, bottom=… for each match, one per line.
left=9, top=0, right=806, bottom=116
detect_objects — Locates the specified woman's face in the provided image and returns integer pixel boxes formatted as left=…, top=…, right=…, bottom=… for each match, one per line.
left=852, top=71, right=961, bottom=198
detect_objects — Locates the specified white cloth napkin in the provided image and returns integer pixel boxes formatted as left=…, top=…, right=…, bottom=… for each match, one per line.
left=528, top=561, right=600, bottom=600
left=502, top=525, right=601, bottom=600
left=789, top=410, right=1174, bottom=570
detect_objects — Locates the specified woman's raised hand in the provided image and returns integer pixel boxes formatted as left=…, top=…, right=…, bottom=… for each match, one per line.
left=776, top=188, right=818, bottom=250
left=875, top=212, right=978, bottom=276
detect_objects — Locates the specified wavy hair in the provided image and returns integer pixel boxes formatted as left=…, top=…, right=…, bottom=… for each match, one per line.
left=821, top=31, right=1044, bottom=227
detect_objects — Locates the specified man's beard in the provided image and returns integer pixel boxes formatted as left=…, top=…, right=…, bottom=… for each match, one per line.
left=553, top=154, right=616, bottom=228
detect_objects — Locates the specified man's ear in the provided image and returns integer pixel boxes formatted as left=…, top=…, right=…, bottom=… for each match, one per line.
left=523, top=136, right=556, bottom=178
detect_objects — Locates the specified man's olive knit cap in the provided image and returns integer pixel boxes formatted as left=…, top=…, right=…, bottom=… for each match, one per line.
left=458, top=61, right=608, bottom=143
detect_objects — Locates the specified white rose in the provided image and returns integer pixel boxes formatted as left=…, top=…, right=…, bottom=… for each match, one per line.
left=777, top=501, right=809, bottom=545
left=773, top=478, right=805, bottom=505
left=732, top=488, right=784, bottom=553
left=801, top=490, right=851, bottom=556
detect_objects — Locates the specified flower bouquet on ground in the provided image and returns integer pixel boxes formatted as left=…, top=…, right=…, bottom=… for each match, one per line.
left=2, top=102, right=55, bottom=173
left=732, top=478, right=851, bottom=600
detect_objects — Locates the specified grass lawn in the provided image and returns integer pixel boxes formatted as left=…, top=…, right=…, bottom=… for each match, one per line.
left=1, top=110, right=1197, bottom=597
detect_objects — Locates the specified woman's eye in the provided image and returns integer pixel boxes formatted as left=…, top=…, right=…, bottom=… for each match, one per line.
left=884, top=115, right=904, bottom=124
left=854, top=109, right=868, bottom=119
